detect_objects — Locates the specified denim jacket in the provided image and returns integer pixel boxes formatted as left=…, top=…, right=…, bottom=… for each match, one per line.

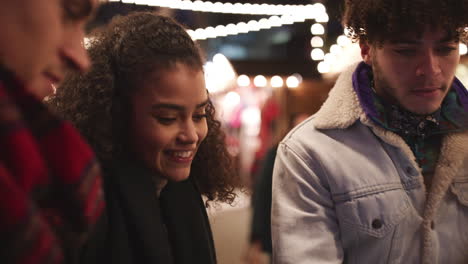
left=271, top=63, right=468, bottom=264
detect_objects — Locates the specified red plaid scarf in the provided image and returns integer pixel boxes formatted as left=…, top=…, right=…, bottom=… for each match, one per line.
left=0, top=67, right=105, bottom=264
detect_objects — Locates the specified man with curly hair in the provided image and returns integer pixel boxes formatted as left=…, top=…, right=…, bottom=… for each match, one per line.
left=0, top=0, right=104, bottom=263
left=272, top=0, right=468, bottom=263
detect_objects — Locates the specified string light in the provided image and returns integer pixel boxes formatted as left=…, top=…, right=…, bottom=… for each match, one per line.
left=316, top=31, right=468, bottom=75
left=316, top=33, right=354, bottom=74
left=317, top=32, right=468, bottom=74
left=316, top=31, right=361, bottom=74
left=111, top=0, right=331, bottom=65
left=187, top=15, right=312, bottom=40
left=111, top=0, right=326, bottom=18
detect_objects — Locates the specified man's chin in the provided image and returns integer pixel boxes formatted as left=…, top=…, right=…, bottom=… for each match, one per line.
left=404, top=105, right=440, bottom=116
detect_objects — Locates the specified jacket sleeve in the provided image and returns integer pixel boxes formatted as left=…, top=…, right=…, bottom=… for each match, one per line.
left=271, top=141, right=343, bottom=264
left=0, top=163, right=63, bottom=264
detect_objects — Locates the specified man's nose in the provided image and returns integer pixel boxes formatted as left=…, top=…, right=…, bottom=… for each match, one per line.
left=60, top=28, right=91, bottom=73
left=415, top=51, right=442, bottom=77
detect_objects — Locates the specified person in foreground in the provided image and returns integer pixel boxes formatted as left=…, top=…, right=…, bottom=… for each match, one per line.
left=271, top=0, right=468, bottom=263
left=48, top=12, right=239, bottom=264
left=0, top=0, right=105, bottom=263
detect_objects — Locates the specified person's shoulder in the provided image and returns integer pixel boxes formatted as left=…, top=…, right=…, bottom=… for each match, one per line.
left=281, top=117, right=370, bottom=155
left=280, top=115, right=333, bottom=154
left=282, top=115, right=334, bottom=143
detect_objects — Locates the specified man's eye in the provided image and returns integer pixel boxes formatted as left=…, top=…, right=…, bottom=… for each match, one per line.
left=436, top=47, right=457, bottom=55
left=394, top=49, right=416, bottom=56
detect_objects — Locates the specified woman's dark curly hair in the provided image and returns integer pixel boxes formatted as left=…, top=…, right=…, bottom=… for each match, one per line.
left=342, top=0, right=468, bottom=45
left=47, top=12, right=239, bottom=205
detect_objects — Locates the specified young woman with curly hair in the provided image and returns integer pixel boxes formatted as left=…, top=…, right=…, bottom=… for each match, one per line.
left=47, top=12, right=239, bottom=264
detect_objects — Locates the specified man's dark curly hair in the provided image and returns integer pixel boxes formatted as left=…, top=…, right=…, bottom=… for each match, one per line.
left=342, top=0, right=468, bottom=45
left=47, top=12, right=239, bottom=205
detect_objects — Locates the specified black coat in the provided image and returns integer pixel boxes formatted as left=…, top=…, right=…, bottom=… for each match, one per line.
left=81, top=159, right=217, bottom=264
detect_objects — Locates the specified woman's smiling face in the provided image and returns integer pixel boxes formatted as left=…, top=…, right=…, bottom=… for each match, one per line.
left=130, top=63, right=208, bottom=181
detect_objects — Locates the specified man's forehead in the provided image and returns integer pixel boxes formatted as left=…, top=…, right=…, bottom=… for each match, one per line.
left=387, top=29, right=458, bottom=44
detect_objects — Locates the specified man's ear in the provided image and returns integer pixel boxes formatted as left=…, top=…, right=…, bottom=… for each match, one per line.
left=360, top=40, right=373, bottom=65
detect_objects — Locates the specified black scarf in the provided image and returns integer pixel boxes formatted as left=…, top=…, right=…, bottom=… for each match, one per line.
left=81, top=159, right=216, bottom=264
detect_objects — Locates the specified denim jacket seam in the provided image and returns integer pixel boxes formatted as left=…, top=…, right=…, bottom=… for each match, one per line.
left=333, top=182, right=404, bottom=203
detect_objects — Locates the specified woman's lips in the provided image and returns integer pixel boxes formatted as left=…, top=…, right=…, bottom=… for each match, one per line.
left=165, top=150, right=195, bottom=163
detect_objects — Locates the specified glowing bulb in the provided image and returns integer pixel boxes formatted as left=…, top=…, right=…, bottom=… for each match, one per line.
left=254, top=75, right=267, bottom=87
left=311, top=23, right=325, bottom=35
left=215, top=25, right=227, bottom=37
left=224, top=91, right=241, bottom=107
left=268, top=16, right=282, bottom=27
left=222, top=2, right=233, bottom=13
left=315, top=12, right=329, bottom=23
left=286, top=75, right=300, bottom=89
left=313, top=3, right=326, bottom=14
left=270, top=75, right=284, bottom=88
left=311, top=48, right=325, bottom=61
left=337, top=35, right=352, bottom=47
left=324, top=53, right=337, bottom=65
left=237, top=75, right=250, bottom=87
left=311, top=36, right=324, bottom=47
left=194, top=28, right=206, bottom=40
left=280, top=15, right=294, bottom=25
left=213, top=2, right=224, bottom=12
left=317, top=61, right=330, bottom=73
left=233, top=3, right=243, bottom=14
left=225, top=24, right=238, bottom=35
left=247, top=20, right=260, bottom=31
left=330, top=44, right=343, bottom=55
left=237, top=22, right=249, bottom=33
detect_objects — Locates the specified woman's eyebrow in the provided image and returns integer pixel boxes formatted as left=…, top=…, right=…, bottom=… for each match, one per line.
left=152, top=103, right=184, bottom=111
left=196, top=100, right=209, bottom=109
